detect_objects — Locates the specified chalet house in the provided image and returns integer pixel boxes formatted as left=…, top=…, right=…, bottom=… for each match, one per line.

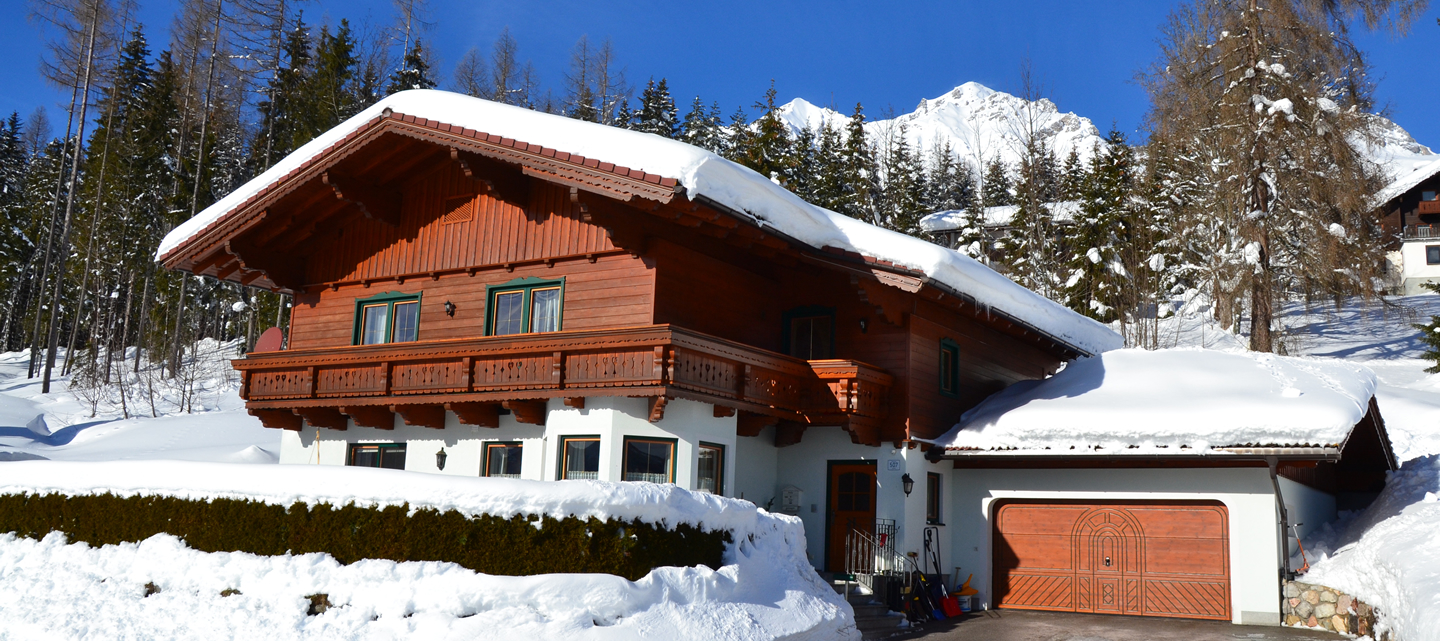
left=1374, top=158, right=1440, bottom=295
left=927, top=348, right=1394, bottom=626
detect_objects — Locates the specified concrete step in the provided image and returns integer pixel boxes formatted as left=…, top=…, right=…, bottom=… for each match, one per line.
left=851, top=603, right=889, bottom=618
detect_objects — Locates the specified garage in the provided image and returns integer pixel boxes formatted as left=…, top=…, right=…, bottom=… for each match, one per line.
left=993, top=501, right=1231, bottom=621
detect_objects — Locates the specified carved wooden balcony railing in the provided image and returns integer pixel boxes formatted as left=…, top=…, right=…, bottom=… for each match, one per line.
left=234, top=324, right=894, bottom=445
left=1419, top=200, right=1440, bottom=215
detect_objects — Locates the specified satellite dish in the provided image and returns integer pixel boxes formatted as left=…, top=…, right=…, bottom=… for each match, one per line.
left=253, top=327, right=285, bottom=353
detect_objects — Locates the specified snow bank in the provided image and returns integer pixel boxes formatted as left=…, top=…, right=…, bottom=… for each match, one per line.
left=0, top=460, right=856, bottom=640
left=156, top=90, right=1120, bottom=356
left=1302, top=456, right=1440, bottom=641
left=931, top=348, right=1377, bottom=453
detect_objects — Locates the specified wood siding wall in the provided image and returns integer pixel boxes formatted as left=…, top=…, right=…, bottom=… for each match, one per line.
left=305, top=164, right=615, bottom=284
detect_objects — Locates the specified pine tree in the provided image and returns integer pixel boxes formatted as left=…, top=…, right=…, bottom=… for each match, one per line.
left=877, top=123, right=926, bottom=235
left=1063, top=130, right=1133, bottom=321
left=1059, top=147, right=1085, bottom=201
left=788, top=124, right=818, bottom=201
left=253, top=18, right=311, bottom=170
left=982, top=159, right=1013, bottom=207
left=837, top=103, right=877, bottom=223
left=1005, top=144, right=1059, bottom=297
left=808, top=117, right=846, bottom=212
left=311, top=20, right=360, bottom=129
left=680, top=96, right=722, bottom=152
left=386, top=38, right=435, bottom=94
left=634, top=77, right=678, bottom=138
left=722, top=104, right=749, bottom=162
left=1417, top=283, right=1440, bottom=374
left=737, top=82, right=795, bottom=186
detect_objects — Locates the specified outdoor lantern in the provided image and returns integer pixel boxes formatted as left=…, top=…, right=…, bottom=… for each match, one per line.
left=445, top=301, right=456, bottom=317
left=436, top=447, right=448, bottom=471
left=859, top=318, right=869, bottom=333
left=901, top=473, right=914, bottom=497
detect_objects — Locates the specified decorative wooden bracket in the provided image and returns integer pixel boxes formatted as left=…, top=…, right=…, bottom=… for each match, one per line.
left=391, top=404, right=446, bottom=429
left=736, top=411, right=779, bottom=437
left=502, top=400, right=547, bottom=426
left=224, top=239, right=304, bottom=292
left=857, top=278, right=909, bottom=326
left=249, top=408, right=302, bottom=431
left=446, top=402, right=498, bottom=427
left=648, top=396, right=668, bottom=423
left=340, top=405, right=395, bottom=429
left=450, top=148, right=494, bottom=191
left=322, top=170, right=400, bottom=226
left=292, top=407, right=347, bottom=430
left=563, top=397, right=586, bottom=409
left=774, top=421, right=807, bottom=447
left=713, top=405, right=736, bottom=418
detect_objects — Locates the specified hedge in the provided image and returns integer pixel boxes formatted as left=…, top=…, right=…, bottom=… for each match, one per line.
left=0, top=492, right=728, bottom=581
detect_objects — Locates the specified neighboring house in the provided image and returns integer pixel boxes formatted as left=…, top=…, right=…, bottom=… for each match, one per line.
left=919, top=201, right=1080, bottom=255
left=927, top=348, right=1394, bottom=626
left=155, top=91, right=1118, bottom=584
left=1375, top=158, right=1440, bottom=295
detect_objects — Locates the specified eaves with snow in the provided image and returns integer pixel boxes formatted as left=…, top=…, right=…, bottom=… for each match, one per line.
left=927, top=348, right=1390, bottom=459
left=156, top=89, right=1121, bottom=356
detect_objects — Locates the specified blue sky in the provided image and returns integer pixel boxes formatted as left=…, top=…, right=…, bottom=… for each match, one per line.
left=1, top=0, right=1437, bottom=146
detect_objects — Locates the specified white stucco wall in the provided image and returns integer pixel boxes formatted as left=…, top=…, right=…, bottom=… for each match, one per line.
left=733, top=426, right=779, bottom=506
left=947, top=466, right=1286, bottom=626
left=279, top=397, right=736, bottom=493
left=1400, top=240, right=1440, bottom=294
left=1278, top=475, right=1336, bottom=548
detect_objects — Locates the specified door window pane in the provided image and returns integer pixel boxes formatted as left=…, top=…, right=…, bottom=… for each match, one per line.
left=530, top=287, right=561, bottom=333
left=563, top=439, right=600, bottom=480
left=1428, top=246, right=1440, bottom=265
left=697, top=444, right=723, bottom=494
left=391, top=301, right=419, bottom=342
left=789, top=315, right=833, bottom=360
left=380, top=447, right=406, bottom=470
left=492, top=290, right=524, bottom=335
left=361, top=304, right=388, bottom=345
left=926, top=473, right=942, bottom=523
left=623, top=439, right=674, bottom=483
left=485, top=443, right=523, bottom=478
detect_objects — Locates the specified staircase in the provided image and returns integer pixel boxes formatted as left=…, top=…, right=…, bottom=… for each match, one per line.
left=832, top=579, right=906, bottom=640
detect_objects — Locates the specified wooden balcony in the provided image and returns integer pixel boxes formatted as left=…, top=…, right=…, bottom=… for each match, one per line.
left=1419, top=200, right=1440, bottom=215
left=1404, top=224, right=1440, bottom=240
left=234, top=324, right=894, bottom=445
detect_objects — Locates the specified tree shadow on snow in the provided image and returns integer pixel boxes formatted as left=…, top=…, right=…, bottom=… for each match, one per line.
left=0, top=418, right=122, bottom=447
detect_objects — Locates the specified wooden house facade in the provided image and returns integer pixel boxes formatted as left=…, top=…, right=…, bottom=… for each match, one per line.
left=158, top=92, right=1116, bottom=585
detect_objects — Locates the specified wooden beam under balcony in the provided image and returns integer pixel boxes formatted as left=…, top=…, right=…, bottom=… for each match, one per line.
left=502, top=400, right=547, bottom=425
left=446, top=402, right=498, bottom=427
left=249, top=408, right=303, bottom=431
left=341, top=405, right=395, bottom=429
left=391, top=404, right=445, bottom=429
left=293, top=407, right=347, bottom=430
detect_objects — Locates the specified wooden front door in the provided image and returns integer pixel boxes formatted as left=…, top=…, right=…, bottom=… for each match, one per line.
left=827, top=463, right=877, bottom=572
left=993, top=501, right=1230, bottom=621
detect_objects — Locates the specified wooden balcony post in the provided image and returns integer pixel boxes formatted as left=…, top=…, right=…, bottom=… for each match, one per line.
left=306, top=366, right=316, bottom=398
left=552, top=351, right=563, bottom=387
left=461, top=357, right=472, bottom=391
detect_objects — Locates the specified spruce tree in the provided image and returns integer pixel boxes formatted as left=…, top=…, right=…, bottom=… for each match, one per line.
left=253, top=18, right=312, bottom=171
left=838, top=103, right=877, bottom=223
left=982, top=159, right=1013, bottom=207
left=680, top=96, right=722, bottom=152
left=386, top=38, right=436, bottom=95
left=1417, top=283, right=1440, bottom=374
left=722, top=104, right=750, bottom=162
left=311, top=20, right=360, bottom=129
left=808, top=117, right=846, bottom=212
left=1063, top=130, right=1134, bottom=321
left=635, top=77, right=678, bottom=138
left=878, top=123, right=926, bottom=235
left=737, top=82, right=795, bottom=186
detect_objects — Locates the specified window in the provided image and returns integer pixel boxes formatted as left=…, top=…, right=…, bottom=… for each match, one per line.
left=486, top=277, right=565, bottom=336
left=926, top=473, right=942, bottom=524
left=1428, top=245, right=1440, bottom=266
left=623, top=437, right=675, bottom=484
left=1424, top=191, right=1437, bottom=202
left=697, top=443, right=725, bottom=495
left=484, top=442, right=523, bottom=478
left=939, top=339, right=960, bottom=397
left=783, top=306, right=835, bottom=360
left=349, top=443, right=406, bottom=470
left=560, top=436, right=600, bottom=480
left=353, top=292, right=421, bottom=345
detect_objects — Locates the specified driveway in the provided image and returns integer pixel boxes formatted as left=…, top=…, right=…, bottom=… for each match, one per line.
left=889, top=609, right=1341, bottom=641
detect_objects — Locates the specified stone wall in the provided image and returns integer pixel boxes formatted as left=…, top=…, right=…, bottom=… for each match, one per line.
left=1283, top=580, right=1383, bottom=638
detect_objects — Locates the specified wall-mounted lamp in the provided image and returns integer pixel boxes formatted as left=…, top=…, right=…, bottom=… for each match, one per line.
left=901, top=473, right=914, bottom=497
left=444, top=301, right=456, bottom=317
left=859, top=318, right=869, bottom=334
left=435, top=447, right=448, bottom=471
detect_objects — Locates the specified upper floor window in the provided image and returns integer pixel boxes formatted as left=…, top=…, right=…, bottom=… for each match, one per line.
left=939, top=338, right=960, bottom=397
left=1423, top=191, right=1437, bottom=202
left=486, top=277, right=564, bottom=336
left=1428, top=245, right=1440, bottom=266
left=353, top=292, right=421, bottom=345
left=783, top=306, right=835, bottom=360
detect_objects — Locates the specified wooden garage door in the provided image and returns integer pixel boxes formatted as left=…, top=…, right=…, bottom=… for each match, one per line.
left=993, top=502, right=1230, bottom=620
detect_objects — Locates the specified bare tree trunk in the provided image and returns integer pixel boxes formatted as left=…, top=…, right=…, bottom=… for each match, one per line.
left=42, top=0, right=102, bottom=394
left=28, top=81, right=82, bottom=379
left=133, top=270, right=149, bottom=374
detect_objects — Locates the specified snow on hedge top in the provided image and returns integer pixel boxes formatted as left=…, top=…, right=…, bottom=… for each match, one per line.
left=156, top=90, right=1120, bottom=355
left=932, top=348, right=1378, bottom=453
left=0, top=460, right=777, bottom=535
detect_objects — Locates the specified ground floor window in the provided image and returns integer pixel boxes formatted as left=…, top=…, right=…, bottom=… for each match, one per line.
left=697, top=442, right=724, bottom=494
left=349, top=443, right=406, bottom=469
left=1427, top=245, right=1440, bottom=265
left=560, top=436, right=600, bottom=480
left=623, top=437, right=675, bottom=484
left=484, top=442, right=523, bottom=478
left=926, top=472, right=943, bottom=524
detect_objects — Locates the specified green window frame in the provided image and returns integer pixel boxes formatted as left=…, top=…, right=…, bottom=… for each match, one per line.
left=348, top=443, right=406, bottom=470
left=484, top=277, right=566, bottom=336
left=939, top=338, right=960, bottom=397
left=782, top=305, right=836, bottom=360
left=926, top=472, right=943, bottom=525
left=483, top=441, right=524, bottom=478
left=697, top=442, right=725, bottom=495
left=622, top=436, right=677, bottom=484
left=558, top=435, right=601, bottom=481
left=352, top=291, right=422, bottom=345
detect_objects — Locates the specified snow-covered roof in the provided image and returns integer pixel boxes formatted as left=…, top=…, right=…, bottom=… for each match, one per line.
left=1374, top=157, right=1440, bottom=208
left=919, top=201, right=1082, bottom=233
left=930, top=348, right=1379, bottom=455
left=157, top=90, right=1121, bottom=356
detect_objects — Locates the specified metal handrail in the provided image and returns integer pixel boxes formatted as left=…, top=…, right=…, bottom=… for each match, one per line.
left=844, top=519, right=902, bottom=597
